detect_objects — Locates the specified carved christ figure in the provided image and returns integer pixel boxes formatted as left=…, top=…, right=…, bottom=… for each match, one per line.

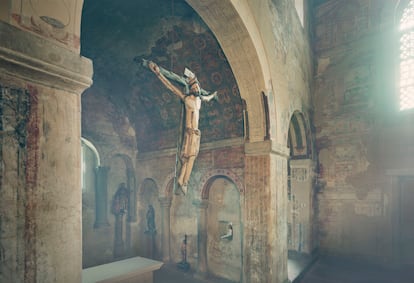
left=142, top=59, right=217, bottom=194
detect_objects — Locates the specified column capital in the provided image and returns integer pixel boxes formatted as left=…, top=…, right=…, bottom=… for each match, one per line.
left=192, top=199, right=209, bottom=209
left=244, top=140, right=290, bottom=158
left=289, top=158, right=314, bottom=168
left=159, top=197, right=172, bottom=207
left=95, top=166, right=110, bottom=173
left=0, top=22, right=93, bottom=94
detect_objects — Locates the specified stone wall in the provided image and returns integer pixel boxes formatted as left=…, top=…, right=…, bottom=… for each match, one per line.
left=314, top=0, right=414, bottom=262
left=0, top=84, right=30, bottom=283
left=135, top=142, right=245, bottom=268
left=81, top=87, right=139, bottom=267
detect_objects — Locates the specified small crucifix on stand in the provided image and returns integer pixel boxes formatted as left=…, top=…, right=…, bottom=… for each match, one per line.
left=177, top=234, right=190, bottom=271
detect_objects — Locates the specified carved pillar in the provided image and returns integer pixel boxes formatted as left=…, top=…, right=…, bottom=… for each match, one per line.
left=0, top=21, right=93, bottom=283
left=94, top=166, right=110, bottom=228
left=159, top=197, right=172, bottom=262
left=193, top=199, right=209, bottom=278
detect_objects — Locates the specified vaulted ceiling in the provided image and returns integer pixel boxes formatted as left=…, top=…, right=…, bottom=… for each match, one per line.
left=80, top=0, right=243, bottom=152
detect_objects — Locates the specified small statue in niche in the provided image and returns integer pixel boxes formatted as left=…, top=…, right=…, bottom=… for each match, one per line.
left=140, top=59, right=217, bottom=195
left=145, top=204, right=156, bottom=234
left=220, top=222, right=233, bottom=240
left=112, top=183, right=129, bottom=216
left=112, top=183, right=130, bottom=258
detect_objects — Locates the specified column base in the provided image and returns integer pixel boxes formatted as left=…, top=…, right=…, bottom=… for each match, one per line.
left=177, top=261, right=190, bottom=272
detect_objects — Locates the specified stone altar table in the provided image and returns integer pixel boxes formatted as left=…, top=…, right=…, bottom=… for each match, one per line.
left=82, top=256, right=163, bottom=283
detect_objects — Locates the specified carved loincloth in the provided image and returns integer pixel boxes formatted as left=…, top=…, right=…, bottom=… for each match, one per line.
left=180, top=127, right=201, bottom=159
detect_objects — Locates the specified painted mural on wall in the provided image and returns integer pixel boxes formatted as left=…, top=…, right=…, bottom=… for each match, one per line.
left=0, top=85, right=30, bottom=281
left=81, top=1, right=244, bottom=153
left=131, top=20, right=243, bottom=153
left=0, top=86, right=30, bottom=148
left=206, top=178, right=242, bottom=282
left=11, top=0, right=80, bottom=49
left=132, top=21, right=243, bottom=152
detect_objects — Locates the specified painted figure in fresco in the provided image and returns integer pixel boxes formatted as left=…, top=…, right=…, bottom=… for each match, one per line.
left=112, top=183, right=129, bottom=216
left=141, top=59, right=217, bottom=195
left=146, top=204, right=156, bottom=233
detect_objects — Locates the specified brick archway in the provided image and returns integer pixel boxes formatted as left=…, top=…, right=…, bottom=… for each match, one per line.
left=199, top=169, right=244, bottom=200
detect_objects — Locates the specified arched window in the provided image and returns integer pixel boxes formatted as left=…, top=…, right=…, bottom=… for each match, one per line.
left=81, top=137, right=100, bottom=191
left=399, top=0, right=414, bottom=110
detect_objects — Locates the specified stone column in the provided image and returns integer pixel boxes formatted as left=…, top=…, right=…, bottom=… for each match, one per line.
left=94, top=166, right=110, bottom=228
left=244, top=141, right=290, bottom=283
left=159, top=197, right=172, bottom=262
left=127, top=168, right=137, bottom=222
left=289, top=159, right=314, bottom=254
left=193, top=199, right=209, bottom=278
left=0, top=22, right=92, bottom=283
left=114, top=213, right=125, bottom=258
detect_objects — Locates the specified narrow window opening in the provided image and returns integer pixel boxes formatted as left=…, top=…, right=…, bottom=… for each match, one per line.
left=399, top=0, right=414, bottom=110
left=294, top=0, right=304, bottom=27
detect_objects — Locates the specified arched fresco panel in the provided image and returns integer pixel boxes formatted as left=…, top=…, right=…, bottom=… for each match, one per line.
left=206, top=176, right=242, bottom=282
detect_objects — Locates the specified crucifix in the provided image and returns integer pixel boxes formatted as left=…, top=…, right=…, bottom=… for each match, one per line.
left=141, top=59, right=217, bottom=195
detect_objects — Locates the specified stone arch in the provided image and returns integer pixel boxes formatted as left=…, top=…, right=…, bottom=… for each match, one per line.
left=161, top=171, right=178, bottom=198
left=186, top=0, right=272, bottom=143
left=200, top=169, right=244, bottom=199
left=81, top=137, right=101, bottom=166
left=288, top=111, right=311, bottom=159
left=286, top=111, right=316, bottom=279
left=137, top=178, right=161, bottom=259
left=112, top=153, right=134, bottom=171
left=138, top=178, right=159, bottom=195
left=110, top=153, right=137, bottom=222
left=200, top=173, right=243, bottom=281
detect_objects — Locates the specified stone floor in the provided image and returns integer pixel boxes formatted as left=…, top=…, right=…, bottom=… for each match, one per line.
left=288, top=252, right=314, bottom=282
left=154, top=264, right=235, bottom=283
left=154, top=256, right=310, bottom=283
left=154, top=257, right=414, bottom=283
left=297, top=256, right=414, bottom=283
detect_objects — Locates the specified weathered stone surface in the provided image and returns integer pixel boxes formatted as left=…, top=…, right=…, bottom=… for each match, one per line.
left=0, top=14, right=92, bottom=282
left=314, top=0, right=414, bottom=262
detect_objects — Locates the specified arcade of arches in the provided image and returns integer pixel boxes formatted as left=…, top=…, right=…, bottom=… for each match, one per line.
left=1, top=0, right=414, bottom=283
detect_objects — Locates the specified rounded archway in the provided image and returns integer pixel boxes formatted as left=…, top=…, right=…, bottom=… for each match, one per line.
left=200, top=175, right=243, bottom=282
left=286, top=111, right=315, bottom=281
left=137, top=178, right=161, bottom=259
left=186, top=0, right=272, bottom=142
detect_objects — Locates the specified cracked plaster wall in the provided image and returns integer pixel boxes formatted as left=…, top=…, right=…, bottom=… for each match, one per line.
left=314, top=0, right=414, bottom=261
